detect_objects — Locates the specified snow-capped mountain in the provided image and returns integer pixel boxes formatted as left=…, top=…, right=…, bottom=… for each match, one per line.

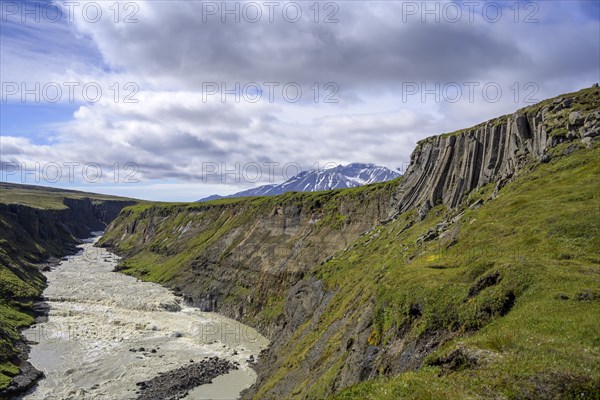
left=198, top=163, right=400, bottom=201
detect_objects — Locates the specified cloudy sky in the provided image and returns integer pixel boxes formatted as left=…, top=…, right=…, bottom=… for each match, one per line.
left=1, top=0, right=598, bottom=201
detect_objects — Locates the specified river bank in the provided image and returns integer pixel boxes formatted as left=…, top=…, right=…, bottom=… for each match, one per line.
left=18, top=237, right=267, bottom=400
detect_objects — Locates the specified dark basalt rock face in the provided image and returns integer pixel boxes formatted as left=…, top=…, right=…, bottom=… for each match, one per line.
left=0, top=198, right=137, bottom=253
left=390, top=89, right=600, bottom=217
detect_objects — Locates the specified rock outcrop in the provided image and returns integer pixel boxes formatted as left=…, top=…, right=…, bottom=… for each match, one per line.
left=390, top=86, right=600, bottom=216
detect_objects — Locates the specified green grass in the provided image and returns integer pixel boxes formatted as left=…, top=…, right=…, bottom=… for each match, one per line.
left=0, top=182, right=138, bottom=209
left=322, top=145, right=600, bottom=399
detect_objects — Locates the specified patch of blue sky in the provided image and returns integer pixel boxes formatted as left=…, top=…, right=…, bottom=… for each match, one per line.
left=0, top=103, right=77, bottom=142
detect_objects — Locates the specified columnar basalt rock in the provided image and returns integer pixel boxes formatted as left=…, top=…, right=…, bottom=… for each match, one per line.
left=390, top=87, right=600, bottom=217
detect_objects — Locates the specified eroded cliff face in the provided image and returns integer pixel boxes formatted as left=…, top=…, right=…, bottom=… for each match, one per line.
left=390, top=87, right=600, bottom=216
left=100, top=184, right=397, bottom=336
left=0, top=198, right=137, bottom=271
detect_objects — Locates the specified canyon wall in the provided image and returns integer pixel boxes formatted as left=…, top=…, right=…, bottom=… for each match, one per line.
left=99, top=183, right=397, bottom=336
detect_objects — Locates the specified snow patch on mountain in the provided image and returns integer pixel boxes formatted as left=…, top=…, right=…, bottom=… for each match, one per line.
left=198, top=163, right=400, bottom=201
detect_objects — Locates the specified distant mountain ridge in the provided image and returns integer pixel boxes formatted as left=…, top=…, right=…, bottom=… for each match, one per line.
left=199, top=163, right=400, bottom=201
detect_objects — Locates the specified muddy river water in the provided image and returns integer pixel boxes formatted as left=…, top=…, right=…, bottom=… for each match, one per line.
left=20, top=236, right=268, bottom=400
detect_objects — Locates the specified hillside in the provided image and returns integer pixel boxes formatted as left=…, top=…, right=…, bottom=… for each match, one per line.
left=0, top=184, right=138, bottom=396
left=100, top=86, right=600, bottom=398
left=330, top=145, right=599, bottom=399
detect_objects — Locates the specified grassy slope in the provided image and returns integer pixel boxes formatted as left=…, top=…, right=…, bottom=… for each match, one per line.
left=317, top=145, right=599, bottom=399
left=0, top=182, right=136, bottom=209
left=0, top=183, right=139, bottom=389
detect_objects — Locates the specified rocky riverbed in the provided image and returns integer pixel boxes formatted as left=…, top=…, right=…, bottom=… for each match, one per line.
left=135, top=357, right=238, bottom=399
left=18, top=237, right=268, bottom=400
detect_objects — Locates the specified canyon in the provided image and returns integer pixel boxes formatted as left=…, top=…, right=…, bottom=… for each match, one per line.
left=1, top=86, right=599, bottom=399
left=100, top=86, right=600, bottom=398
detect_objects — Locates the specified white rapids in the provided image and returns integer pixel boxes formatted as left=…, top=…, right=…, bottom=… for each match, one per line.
left=20, top=236, right=268, bottom=400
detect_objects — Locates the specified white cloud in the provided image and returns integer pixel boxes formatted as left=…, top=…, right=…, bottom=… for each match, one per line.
left=1, top=1, right=598, bottom=200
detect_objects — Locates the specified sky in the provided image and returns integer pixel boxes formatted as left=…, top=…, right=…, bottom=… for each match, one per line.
left=0, top=0, right=599, bottom=201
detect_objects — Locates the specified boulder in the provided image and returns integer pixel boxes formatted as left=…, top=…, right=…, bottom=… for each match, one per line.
left=568, top=111, right=583, bottom=126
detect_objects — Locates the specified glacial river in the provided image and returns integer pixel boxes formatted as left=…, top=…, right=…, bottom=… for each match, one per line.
left=20, top=236, right=268, bottom=400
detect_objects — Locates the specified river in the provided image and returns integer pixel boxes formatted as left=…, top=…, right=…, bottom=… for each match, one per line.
left=20, top=236, right=268, bottom=400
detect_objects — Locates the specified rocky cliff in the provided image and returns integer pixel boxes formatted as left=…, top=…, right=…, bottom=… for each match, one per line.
left=102, top=86, right=600, bottom=399
left=391, top=87, right=599, bottom=217
left=0, top=187, right=136, bottom=397
left=0, top=198, right=134, bottom=255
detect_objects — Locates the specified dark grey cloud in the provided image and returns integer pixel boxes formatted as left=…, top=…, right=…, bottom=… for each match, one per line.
left=84, top=2, right=531, bottom=88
